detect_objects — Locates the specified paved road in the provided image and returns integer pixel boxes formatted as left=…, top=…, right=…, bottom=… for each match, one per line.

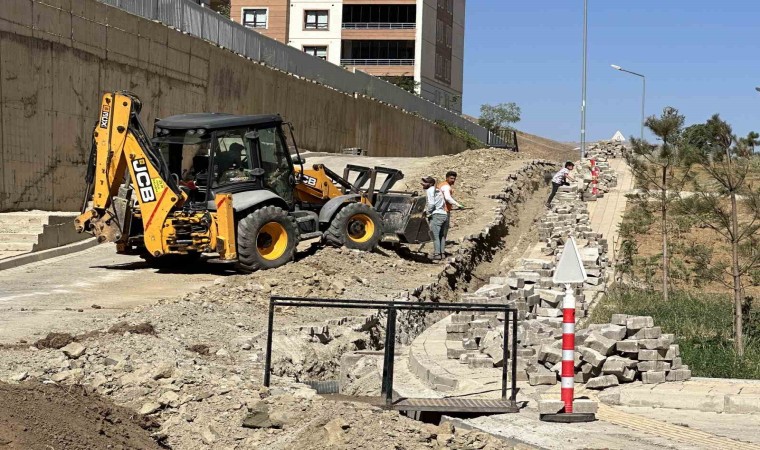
left=0, top=244, right=229, bottom=344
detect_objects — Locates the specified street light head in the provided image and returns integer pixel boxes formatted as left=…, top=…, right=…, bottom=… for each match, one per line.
left=611, top=64, right=622, bottom=70
left=756, top=87, right=760, bottom=93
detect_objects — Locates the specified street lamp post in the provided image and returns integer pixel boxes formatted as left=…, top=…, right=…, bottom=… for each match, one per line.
left=580, top=0, right=588, bottom=161
left=611, top=64, right=646, bottom=141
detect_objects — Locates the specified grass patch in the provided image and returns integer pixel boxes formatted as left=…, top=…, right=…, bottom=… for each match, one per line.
left=590, top=287, right=760, bottom=379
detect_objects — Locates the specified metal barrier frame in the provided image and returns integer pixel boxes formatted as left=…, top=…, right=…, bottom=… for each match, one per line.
left=264, top=296, right=519, bottom=409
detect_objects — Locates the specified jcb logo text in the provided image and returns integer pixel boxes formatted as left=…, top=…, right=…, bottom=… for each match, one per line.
left=132, top=159, right=156, bottom=203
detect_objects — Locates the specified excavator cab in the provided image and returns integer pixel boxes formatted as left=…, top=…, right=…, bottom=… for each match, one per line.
left=152, top=113, right=299, bottom=211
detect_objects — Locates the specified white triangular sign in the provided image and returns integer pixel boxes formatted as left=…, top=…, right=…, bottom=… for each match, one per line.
left=611, top=131, right=626, bottom=142
left=552, top=237, right=587, bottom=284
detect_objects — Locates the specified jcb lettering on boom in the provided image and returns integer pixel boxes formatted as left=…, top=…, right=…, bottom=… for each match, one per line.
left=132, top=158, right=156, bottom=202
left=99, top=105, right=110, bottom=128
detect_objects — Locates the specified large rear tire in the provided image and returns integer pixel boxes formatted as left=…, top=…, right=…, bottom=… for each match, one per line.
left=236, top=206, right=299, bottom=272
left=324, top=202, right=383, bottom=251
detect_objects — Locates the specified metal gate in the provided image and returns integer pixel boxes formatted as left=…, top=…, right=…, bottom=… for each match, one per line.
left=264, top=296, right=520, bottom=414
left=488, top=129, right=519, bottom=151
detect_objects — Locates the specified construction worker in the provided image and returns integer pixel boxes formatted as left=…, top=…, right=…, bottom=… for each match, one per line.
left=421, top=176, right=447, bottom=261
left=546, top=161, right=576, bottom=208
left=438, top=171, right=464, bottom=256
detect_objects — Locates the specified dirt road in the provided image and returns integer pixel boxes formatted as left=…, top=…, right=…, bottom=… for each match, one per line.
left=0, top=245, right=228, bottom=344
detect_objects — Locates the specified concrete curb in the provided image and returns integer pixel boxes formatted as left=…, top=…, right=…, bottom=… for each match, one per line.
left=598, top=377, right=760, bottom=414
left=0, top=238, right=98, bottom=271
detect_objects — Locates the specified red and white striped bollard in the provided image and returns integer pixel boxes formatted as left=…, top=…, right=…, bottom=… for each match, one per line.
left=561, top=283, right=576, bottom=413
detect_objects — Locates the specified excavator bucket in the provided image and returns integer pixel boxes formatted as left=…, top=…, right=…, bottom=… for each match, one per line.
left=374, top=194, right=431, bottom=244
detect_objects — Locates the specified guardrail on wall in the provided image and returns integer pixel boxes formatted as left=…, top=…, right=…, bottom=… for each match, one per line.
left=97, top=0, right=505, bottom=147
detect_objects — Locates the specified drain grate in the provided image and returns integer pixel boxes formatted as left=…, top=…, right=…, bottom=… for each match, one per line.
left=303, top=380, right=341, bottom=394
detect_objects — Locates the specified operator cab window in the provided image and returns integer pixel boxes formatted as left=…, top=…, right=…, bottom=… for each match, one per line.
left=257, top=126, right=294, bottom=204
left=212, top=129, right=255, bottom=187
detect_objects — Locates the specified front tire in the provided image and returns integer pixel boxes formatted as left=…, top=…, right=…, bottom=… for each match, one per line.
left=237, top=206, right=299, bottom=272
left=325, top=202, right=383, bottom=251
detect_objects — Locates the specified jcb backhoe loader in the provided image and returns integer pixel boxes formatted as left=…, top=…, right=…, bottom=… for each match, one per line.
left=76, top=91, right=429, bottom=272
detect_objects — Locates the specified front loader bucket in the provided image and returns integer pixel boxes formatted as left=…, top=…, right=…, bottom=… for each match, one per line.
left=374, top=194, right=431, bottom=244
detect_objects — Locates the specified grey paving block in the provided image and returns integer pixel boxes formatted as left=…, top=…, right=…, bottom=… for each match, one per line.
left=625, top=316, right=654, bottom=330
left=665, top=368, right=691, bottom=381
left=641, top=371, right=666, bottom=384
left=585, top=333, right=616, bottom=356
left=586, top=374, right=619, bottom=390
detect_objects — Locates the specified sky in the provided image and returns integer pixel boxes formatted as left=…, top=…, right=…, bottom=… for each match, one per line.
left=462, top=1, right=760, bottom=143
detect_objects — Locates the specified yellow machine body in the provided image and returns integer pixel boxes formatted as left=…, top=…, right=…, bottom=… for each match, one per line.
left=75, top=92, right=237, bottom=260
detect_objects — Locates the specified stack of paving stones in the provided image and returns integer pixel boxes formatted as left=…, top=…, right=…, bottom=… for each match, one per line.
left=586, top=140, right=624, bottom=159
left=536, top=314, right=692, bottom=389
left=581, top=142, right=620, bottom=201
left=444, top=190, right=611, bottom=377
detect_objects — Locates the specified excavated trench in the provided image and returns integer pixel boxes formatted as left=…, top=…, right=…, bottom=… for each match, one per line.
left=277, top=160, right=558, bottom=385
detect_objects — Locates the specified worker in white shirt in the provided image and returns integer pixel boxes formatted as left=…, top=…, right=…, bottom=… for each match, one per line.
left=422, top=176, right=448, bottom=261
left=546, top=161, right=576, bottom=208
left=437, top=171, right=464, bottom=257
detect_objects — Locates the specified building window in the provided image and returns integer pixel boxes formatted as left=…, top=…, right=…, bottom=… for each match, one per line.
left=305, top=10, right=329, bottom=30
left=303, top=46, right=328, bottom=60
left=242, top=8, right=268, bottom=29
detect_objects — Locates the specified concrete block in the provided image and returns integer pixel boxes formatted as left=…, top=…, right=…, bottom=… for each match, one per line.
left=638, top=339, right=663, bottom=350
left=600, top=324, right=627, bottom=341
left=625, top=316, right=654, bottom=330
left=462, top=338, right=479, bottom=350
left=631, top=327, right=662, bottom=339
left=601, top=356, right=636, bottom=375
left=528, top=368, right=557, bottom=386
left=586, top=375, right=619, bottom=390
left=538, top=345, right=563, bottom=365
left=641, top=371, right=666, bottom=384
left=665, top=344, right=680, bottom=360
left=536, top=307, right=562, bottom=318
left=446, top=347, right=467, bottom=359
left=638, top=349, right=666, bottom=361
left=446, top=323, right=468, bottom=333
left=618, top=368, right=636, bottom=382
left=580, top=346, right=607, bottom=367
left=468, top=355, right=495, bottom=369
left=451, top=313, right=474, bottom=323
left=670, top=357, right=683, bottom=369
left=636, top=361, right=670, bottom=372
left=585, top=333, right=616, bottom=356
left=616, top=340, right=639, bottom=353
left=538, top=399, right=565, bottom=415
left=573, top=399, right=598, bottom=414
left=665, top=369, right=691, bottom=381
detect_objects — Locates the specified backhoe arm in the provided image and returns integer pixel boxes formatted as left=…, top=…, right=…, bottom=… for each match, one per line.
left=75, top=92, right=183, bottom=256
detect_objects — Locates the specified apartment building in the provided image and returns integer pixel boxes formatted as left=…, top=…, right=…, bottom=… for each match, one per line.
left=230, top=0, right=465, bottom=112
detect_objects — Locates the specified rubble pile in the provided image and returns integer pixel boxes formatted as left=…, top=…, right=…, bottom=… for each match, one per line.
left=586, top=140, right=624, bottom=159
left=438, top=161, right=689, bottom=389
left=444, top=196, right=609, bottom=372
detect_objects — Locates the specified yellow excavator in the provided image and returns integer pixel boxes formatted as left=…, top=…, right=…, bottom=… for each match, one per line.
left=75, top=91, right=430, bottom=272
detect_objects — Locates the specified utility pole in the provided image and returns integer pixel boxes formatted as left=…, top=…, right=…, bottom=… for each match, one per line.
left=580, top=0, right=588, bottom=161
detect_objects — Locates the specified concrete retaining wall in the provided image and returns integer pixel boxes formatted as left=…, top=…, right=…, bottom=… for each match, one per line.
left=0, top=0, right=470, bottom=211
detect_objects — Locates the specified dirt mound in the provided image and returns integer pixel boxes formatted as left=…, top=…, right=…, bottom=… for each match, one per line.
left=108, top=322, right=156, bottom=335
left=242, top=392, right=509, bottom=449
left=33, top=332, right=74, bottom=349
left=0, top=381, right=160, bottom=450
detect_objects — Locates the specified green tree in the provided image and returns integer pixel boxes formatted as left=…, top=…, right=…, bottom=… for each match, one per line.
left=679, top=115, right=760, bottom=357
left=478, top=103, right=521, bottom=131
left=623, top=107, right=693, bottom=302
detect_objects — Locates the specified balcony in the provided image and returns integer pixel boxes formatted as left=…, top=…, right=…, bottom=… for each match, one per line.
left=342, top=23, right=415, bottom=29
left=341, top=59, right=414, bottom=66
